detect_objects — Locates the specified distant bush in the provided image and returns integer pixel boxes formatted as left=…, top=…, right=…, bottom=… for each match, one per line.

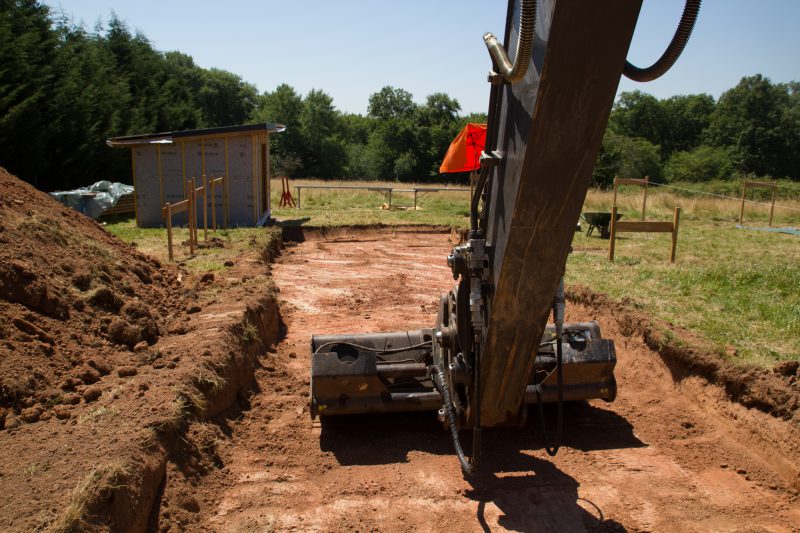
left=664, top=146, right=735, bottom=182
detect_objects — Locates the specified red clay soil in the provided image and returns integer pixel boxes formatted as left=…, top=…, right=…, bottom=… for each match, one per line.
left=0, top=167, right=280, bottom=531
left=188, top=230, right=800, bottom=532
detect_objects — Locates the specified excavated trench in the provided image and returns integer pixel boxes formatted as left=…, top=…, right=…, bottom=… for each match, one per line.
left=151, top=227, right=799, bottom=532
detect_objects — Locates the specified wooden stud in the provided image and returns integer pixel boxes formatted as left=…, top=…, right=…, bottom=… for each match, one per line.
left=131, top=147, right=139, bottom=227
left=211, top=176, right=217, bottom=231
left=188, top=177, right=196, bottom=256
left=157, top=144, right=164, bottom=209
left=265, top=135, right=271, bottom=214
left=224, top=138, right=230, bottom=228
left=202, top=174, right=208, bottom=242
left=670, top=207, right=681, bottom=263
left=252, top=135, right=258, bottom=225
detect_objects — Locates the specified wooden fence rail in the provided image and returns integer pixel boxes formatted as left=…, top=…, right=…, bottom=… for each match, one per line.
left=161, top=175, right=227, bottom=262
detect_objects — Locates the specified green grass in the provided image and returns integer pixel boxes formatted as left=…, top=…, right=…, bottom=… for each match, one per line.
left=105, top=180, right=800, bottom=367
left=270, top=178, right=471, bottom=227
left=568, top=220, right=800, bottom=366
left=105, top=219, right=281, bottom=273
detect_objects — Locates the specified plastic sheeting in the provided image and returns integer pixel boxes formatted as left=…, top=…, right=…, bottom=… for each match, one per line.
left=50, top=181, right=134, bottom=219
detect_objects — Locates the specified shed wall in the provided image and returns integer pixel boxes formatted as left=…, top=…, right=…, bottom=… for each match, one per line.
left=131, top=133, right=270, bottom=228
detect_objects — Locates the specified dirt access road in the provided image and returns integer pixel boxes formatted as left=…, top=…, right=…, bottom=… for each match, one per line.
left=198, top=229, right=800, bottom=532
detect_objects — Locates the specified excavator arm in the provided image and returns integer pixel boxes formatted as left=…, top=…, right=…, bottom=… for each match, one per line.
left=310, top=0, right=700, bottom=474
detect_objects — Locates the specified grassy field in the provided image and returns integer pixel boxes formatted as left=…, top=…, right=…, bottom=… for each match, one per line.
left=106, top=178, right=800, bottom=367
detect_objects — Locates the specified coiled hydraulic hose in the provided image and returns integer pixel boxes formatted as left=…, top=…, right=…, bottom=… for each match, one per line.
left=623, top=0, right=701, bottom=82
left=483, top=0, right=537, bottom=83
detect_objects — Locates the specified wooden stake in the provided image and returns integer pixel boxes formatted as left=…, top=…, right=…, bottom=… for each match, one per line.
left=670, top=207, right=681, bottom=263
left=739, top=181, right=747, bottom=225
left=642, top=176, right=649, bottom=221
left=769, top=186, right=776, bottom=227
left=608, top=206, right=618, bottom=261
left=166, top=203, right=173, bottom=262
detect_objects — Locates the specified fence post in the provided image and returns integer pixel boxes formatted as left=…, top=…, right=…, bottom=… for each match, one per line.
left=165, top=203, right=173, bottom=262
left=739, top=181, right=747, bottom=225
left=642, top=176, right=649, bottom=220
left=769, top=186, right=776, bottom=227
left=608, top=206, right=618, bottom=261
left=297, top=187, right=301, bottom=209
left=670, top=207, right=681, bottom=263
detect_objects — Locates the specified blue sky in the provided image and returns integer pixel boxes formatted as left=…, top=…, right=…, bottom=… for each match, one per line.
left=43, top=0, right=800, bottom=116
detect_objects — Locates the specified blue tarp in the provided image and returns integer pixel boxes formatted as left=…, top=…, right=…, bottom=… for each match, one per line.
left=49, top=181, right=133, bottom=219
left=736, top=224, right=800, bottom=236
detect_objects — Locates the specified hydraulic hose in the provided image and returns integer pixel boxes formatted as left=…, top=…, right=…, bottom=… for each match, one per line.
left=483, top=0, right=537, bottom=83
left=623, top=0, right=702, bottom=82
left=535, top=278, right=565, bottom=456
left=431, top=365, right=476, bottom=475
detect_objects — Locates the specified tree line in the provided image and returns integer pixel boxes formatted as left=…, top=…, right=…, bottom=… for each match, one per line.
left=1, top=1, right=798, bottom=192
left=594, top=76, right=800, bottom=187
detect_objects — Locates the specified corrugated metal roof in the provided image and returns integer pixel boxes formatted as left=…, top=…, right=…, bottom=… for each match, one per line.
left=106, top=123, right=286, bottom=147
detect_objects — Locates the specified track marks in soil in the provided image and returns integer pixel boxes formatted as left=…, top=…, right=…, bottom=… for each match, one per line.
left=201, top=231, right=800, bottom=532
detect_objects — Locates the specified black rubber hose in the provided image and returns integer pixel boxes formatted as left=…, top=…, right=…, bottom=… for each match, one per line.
left=624, top=0, right=701, bottom=82
left=534, top=332, right=563, bottom=457
left=470, top=165, right=490, bottom=234
left=431, top=365, right=475, bottom=475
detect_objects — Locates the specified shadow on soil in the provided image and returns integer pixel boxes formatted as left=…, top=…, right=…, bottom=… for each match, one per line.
left=320, top=401, right=641, bottom=531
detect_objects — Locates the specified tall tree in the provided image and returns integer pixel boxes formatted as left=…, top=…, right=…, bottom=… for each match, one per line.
left=705, top=75, right=798, bottom=179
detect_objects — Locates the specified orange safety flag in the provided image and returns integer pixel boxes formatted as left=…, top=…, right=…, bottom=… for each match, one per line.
left=439, top=123, right=487, bottom=173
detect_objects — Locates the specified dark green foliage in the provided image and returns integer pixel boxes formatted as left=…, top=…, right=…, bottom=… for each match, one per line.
left=704, top=75, right=799, bottom=180
left=605, top=76, right=799, bottom=184
left=0, top=2, right=256, bottom=190
left=2, top=1, right=796, bottom=190
left=664, top=145, right=735, bottom=183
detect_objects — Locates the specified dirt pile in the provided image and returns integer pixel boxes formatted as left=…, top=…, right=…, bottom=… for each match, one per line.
left=0, top=166, right=183, bottom=428
left=0, top=166, right=282, bottom=531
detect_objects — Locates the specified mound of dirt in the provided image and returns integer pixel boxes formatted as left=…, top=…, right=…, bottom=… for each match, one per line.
left=0, top=166, right=282, bottom=531
left=0, top=166, right=184, bottom=426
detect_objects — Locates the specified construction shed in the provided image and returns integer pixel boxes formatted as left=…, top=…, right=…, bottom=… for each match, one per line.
left=107, top=123, right=285, bottom=228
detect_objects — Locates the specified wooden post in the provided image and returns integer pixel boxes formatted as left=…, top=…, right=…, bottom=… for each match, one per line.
left=739, top=181, right=747, bottom=225
left=769, top=186, right=776, bottom=227
left=188, top=177, right=195, bottom=256
left=608, top=206, right=618, bottom=261
left=388, top=189, right=393, bottom=208
left=223, top=175, right=229, bottom=229
left=165, top=203, right=173, bottom=262
left=612, top=176, right=619, bottom=211
left=297, top=187, right=301, bottom=209
left=414, top=190, right=418, bottom=211
left=642, top=176, right=649, bottom=221
left=202, top=175, right=208, bottom=242
left=670, top=207, right=681, bottom=263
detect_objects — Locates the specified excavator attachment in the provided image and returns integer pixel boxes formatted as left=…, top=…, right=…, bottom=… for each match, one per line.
left=310, top=322, right=616, bottom=419
left=309, top=0, right=699, bottom=472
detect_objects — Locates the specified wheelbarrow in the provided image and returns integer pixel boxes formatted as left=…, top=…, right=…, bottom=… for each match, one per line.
left=581, top=211, right=623, bottom=239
